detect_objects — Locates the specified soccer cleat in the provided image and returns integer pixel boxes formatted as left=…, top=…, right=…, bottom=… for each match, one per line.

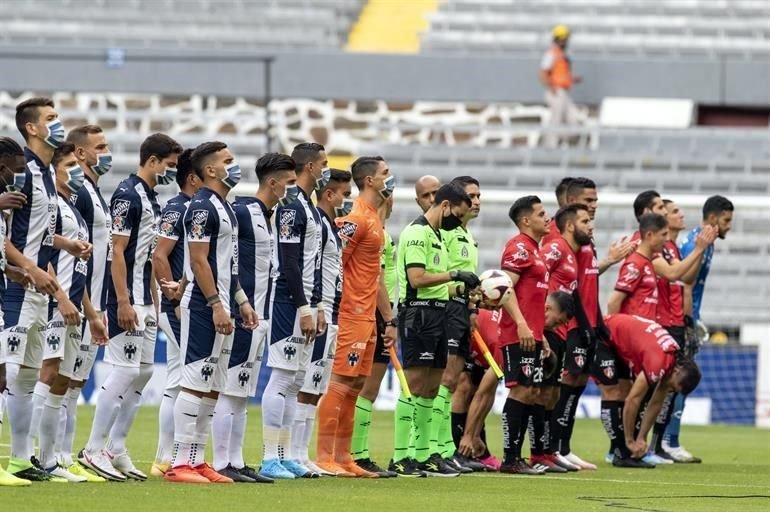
left=663, top=445, right=702, bottom=464
left=238, top=465, right=274, bottom=484
left=388, top=458, right=427, bottom=478
left=604, top=452, right=614, bottom=464
left=479, top=454, right=501, bottom=471
left=443, top=456, right=473, bottom=474
left=216, top=464, right=255, bottom=483
left=530, top=454, right=567, bottom=473
left=194, top=463, right=234, bottom=483
left=417, top=453, right=460, bottom=477
left=339, top=461, right=379, bottom=478
left=499, top=458, right=545, bottom=475
left=46, top=464, right=88, bottom=483
left=313, top=461, right=355, bottom=477
left=259, top=458, right=295, bottom=479
left=304, top=459, right=336, bottom=477
left=77, top=449, right=127, bottom=482
left=612, top=456, right=656, bottom=469
left=643, top=451, right=672, bottom=465
left=354, top=458, right=395, bottom=477
left=655, top=450, right=676, bottom=463
left=67, top=463, right=107, bottom=483
left=452, top=452, right=487, bottom=473
left=108, top=450, right=147, bottom=480
left=563, top=452, right=597, bottom=470
left=281, top=459, right=318, bottom=478
left=553, top=453, right=580, bottom=472
left=164, top=465, right=210, bottom=483
left=150, top=462, right=169, bottom=477
left=7, top=456, right=52, bottom=482
left=0, top=466, right=32, bottom=486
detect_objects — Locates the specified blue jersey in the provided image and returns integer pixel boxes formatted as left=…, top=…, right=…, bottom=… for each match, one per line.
left=106, top=174, right=160, bottom=306
left=6, top=148, right=58, bottom=301
left=181, top=187, right=239, bottom=312
left=158, top=192, right=190, bottom=314
left=73, top=176, right=110, bottom=311
left=273, top=188, right=322, bottom=307
left=679, top=226, right=713, bottom=321
left=318, top=209, right=342, bottom=325
left=51, top=195, right=89, bottom=309
left=233, top=196, right=274, bottom=320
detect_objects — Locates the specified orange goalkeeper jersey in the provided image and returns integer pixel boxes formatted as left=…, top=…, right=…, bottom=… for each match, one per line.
left=336, top=197, right=384, bottom=321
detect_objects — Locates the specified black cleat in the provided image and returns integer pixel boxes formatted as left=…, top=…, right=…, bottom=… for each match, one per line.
left=612, top=456, right=656, bottom=469
left=655, top=450, right=676, bottom=463
left=218, top=464, right=256, bottom=482
left=388, top=458, right=426, bottom=478
left=13, top=463, right=52, bottom=482
left=499, top=458, right=545, bottom=475
left=355, top=458, right=396, bottom=478
left=417, top=453, right=460, bottom=477
left=452, top=452, right=487, bottom=472
left=443, top=456, right=472, bottom=474
left=239, top=465, right=274, bottom=483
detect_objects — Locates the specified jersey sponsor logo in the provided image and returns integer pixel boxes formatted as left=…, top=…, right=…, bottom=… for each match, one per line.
left=189, top=209, right=209, bottom=240
left=280, top=209, right=296, bottom=227
left=113, top=199, right=132, bottom=217
left=159, top=211, right=181, bottom=236
left=338, top=220, right=358, bottom=240
left=405, top=239, right=424, bottom=247
left=419, top=351, right=435, bottom=361
left=75, top=260, right=88, bottom=275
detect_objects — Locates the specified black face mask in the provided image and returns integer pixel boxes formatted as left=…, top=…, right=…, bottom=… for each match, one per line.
left=441, top=212, right=462, bottom=231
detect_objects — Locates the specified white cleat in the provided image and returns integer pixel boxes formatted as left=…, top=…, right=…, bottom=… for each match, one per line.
left=564, top=452, right=598, bottom=470
left=47, top=464, right=88, bottom=483
left=303, top=460, right=335, bottom=477
left=554, top=452, right=581, bottom=471
left=78, top=449, right=126, bottom=482
left=662, top=443, right=702, bottom=463
left=108, top=450, right=148, bottom=480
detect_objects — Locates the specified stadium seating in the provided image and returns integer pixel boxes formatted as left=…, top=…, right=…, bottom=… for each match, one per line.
left=421, top=0, right=770, bottom=57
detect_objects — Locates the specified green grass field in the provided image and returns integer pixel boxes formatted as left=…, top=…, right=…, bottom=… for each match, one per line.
left=2, top=406, right=769, bottom=511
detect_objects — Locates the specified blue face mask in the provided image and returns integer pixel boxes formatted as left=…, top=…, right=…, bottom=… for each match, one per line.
left=65, top=164, right=85, bottom=193
left=44, top=119, right=66, bottom=149
left=6, top=172, right=26, bottom=193
left=315, top=167, right=331, bottom=191
left=278, top=184, right=299, bottom=207
left=222, top=162, right=241, bottom=189
left=91, top=152, right=113, bottom=176
left=335, top=198, right=354, bottom=218
left=379, top=175, right=396, bottom=199
left=156, top=166, right=177, bottom=186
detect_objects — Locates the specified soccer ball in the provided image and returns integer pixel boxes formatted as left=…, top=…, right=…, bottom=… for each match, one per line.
left=478, top=269, right=513, bottom=307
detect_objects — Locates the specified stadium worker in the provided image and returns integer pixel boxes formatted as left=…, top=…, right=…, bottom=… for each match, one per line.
left=663, top=195, right=733, bottom=463
left=390, top=183, right=479, bottom=477
left=149, top=148, right=201, bottom=477
left=260, top=142, right=327, bottom=480
left=415, top=174, right=440, bottom=213
left=164, top=141, right=258, bottom=484
left=315, top=158, right=395, bottom=478
left=593, top=314, right=701, bottom=467
left=351, top=192, right=397, bottom=476
left=79, top=133, right=181, bottom=481
left=209, top=153, right=296, bottom=484
left=3, top=98, right=75, bottom=482
left=294, top=168, right=350, bottom=476
left=61, top=125, right=115, bottom=482
left=539, top=204, right=593, bottom=473
left=497, top=195, right=552, bottom=475
left=540, top=25, right=582, bottom=148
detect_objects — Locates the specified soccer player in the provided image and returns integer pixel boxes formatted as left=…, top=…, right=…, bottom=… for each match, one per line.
left=260, top=142, right=327, bottom=479
left=389, top=183, right=478, bottom=477
left=553, top=176, right=574, bottom=208
left=498, top=195, right=552, bottom=475
left=632, top=190, right=667, bottom=220
left=414, top=174, right=440, bottom=213
left=436, top=176, right=480, bottom=471
left=61, top=125, right=114, bottom=482
left=79, top=133, right=182, bottom=481
left=593, top=314, right=701, bottom=467
left=663, top=195, right=733, bottom=463
left=537, top=204, right=592, bottom=472
left=2, top=97, right=70, bottom=482
left=149, top=148, right=201, bottom=477
left=315, top=156, right=395, bottom=478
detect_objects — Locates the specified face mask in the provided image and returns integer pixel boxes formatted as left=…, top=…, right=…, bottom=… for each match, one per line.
left=156, top=166, right=177, bottom=186
left=64, top=164, right=85, bottom=193
left=44, top=119, right=66, bottom=149
left=335, top=198, right=354, bottom=217
left=379, top=175, right=396, bottom=199
left=441, top=211, right=462, bottom=231
left=5, top=172, right=26, bottom=193
left=222, top=162, right=241, bottom=189
left=91, top=152, right=113, bottom=176
left=278, top=183, right=299, bottom=207
left=315, top=167, right=331, bottom=191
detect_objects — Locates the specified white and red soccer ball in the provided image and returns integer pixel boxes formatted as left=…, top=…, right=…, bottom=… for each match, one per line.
left=478, top=269, right=513, bottom=307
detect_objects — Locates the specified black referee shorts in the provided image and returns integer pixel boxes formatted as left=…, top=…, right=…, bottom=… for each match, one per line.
left=399, top=301, right=448, bottom=369
left=446, top=299, right=471, bottom=359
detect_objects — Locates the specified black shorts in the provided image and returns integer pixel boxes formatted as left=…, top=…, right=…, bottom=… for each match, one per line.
left=563, top=328, right=596, bottom=377
left=463, top=361, right=487, bottom=387
left=373, top=307, right=392, bottom=365
left=543, top=331, right=565, bottom=387
left=590, top=337, right=632, bottom=386
left=399, top=302, right=448, bottom=369
left=665, top=325, right=687, bottom=358
left=502, top=342, right=543, bottom=388
left=446, top=299, right=471, bottom=358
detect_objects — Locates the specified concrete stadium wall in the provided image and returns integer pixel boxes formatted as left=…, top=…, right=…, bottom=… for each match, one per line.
left=0, top=47, right=768, bottom=106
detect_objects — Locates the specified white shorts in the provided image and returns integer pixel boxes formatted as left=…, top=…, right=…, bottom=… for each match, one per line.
left=2, top=291, right=49, bottom=369
left=268, top=302, right=316, bottom=372
left=224, top=319, right=269, bottom=398
left=73, top=312, right=104, bottom=382
left=179, top=307, right=233, bottom=394
left=158, top=310, right=182, bottom=390
left=43, top=309, right=83, bottom=379
left=104, top=303, right=157, bottom=368
left=301, top=323, right=338, bottom=395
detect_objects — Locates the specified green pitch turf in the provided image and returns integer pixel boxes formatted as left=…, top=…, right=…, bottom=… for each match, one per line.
left=2, top=406, right=768, bottom=511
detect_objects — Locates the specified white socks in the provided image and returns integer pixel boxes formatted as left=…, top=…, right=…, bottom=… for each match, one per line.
left=262, top=368, right=296, bottom=461
left=56, top=387, right=80, bottom=467
left=155, top=387, right=179, bottom=464
left=302, top=403, right=317, bottom=462
left=107, top=363, right=153, bottom=455
left=85, top=365, right=139, bottom=454
left=30, top=381, right=50, bottom=450
left=6, top=365, right=37, bottom=459
left=212, top=394, right=247, bottom=471
left=230, top=404, right=247, bottom=469
left=171, top=391, right=200, bottom=468
left=38, top=392, right=65, bottom=468
left=290, top=403, right=307, bottom=461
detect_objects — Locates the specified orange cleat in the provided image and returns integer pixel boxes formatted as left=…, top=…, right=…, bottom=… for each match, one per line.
left=164, top=465, right=210, bottom=483
left=194, top=463, right=234, bottom=483
left=338, top=461, right=379, bottom=479
left=313, top=461, right=356, bottom=478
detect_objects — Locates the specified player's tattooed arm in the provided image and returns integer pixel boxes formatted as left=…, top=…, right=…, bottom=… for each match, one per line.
left=5, top=240, right=59, bottom=295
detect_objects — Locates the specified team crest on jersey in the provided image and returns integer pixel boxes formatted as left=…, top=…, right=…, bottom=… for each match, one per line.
left=159, top=211, right=181, bottom=236
left=284, top=345, right=297, bottom=360
left=238, top=369, right=250, bottom=387
left=603, top=366, right=614, bottom=379
left=348, top=352, right=360, bottom=367
left=513, top=243, right=529, bottom=261
left=7, top=333, right=22, bottom=352
left=621, top=263, right=640, bottom=283
left=521, top=363, right=532, bottom=377
left=545, top=243, right=561, bottom=263
left=201, top=363, right=214, bottom=382
left=73, top=356, right=83, bottom=374
left=461, top=246, right=469, bottom=258
left=574, top=355, right=585, bottom=368
left=124, top=341, right=138, bottom=360
left=433, top=253, right=440, bottom=265
left=112, top=215, right=126, bottom=232
left=280, top=209, right=296, bottom=227
left=312, top=371, right=323, bottom=387
left=46, top=332, right=61, bottom=351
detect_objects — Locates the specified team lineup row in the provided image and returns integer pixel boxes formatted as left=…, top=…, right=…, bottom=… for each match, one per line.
left=0, top=96, right=734, bottom=486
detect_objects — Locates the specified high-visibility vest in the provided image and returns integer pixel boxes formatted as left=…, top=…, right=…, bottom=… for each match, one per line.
left=548, top=45, right=573, bottom=89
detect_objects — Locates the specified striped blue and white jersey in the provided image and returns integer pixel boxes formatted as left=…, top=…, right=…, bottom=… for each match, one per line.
left=51, top=195, right=89, bottom=309
left=0, top=215, right=7, bottom=306
left=105, top=174, right=160, bottom=306
left=233, top=196, right=274, bottom=320
left=318, top=209, right=342, bottom=325
left=158, top=192, right=190, bottom=314
left=73, top=176, right=110, bottom=311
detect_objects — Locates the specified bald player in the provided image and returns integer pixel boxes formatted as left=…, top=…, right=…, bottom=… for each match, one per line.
left=415, top=175, right=440, bottom=213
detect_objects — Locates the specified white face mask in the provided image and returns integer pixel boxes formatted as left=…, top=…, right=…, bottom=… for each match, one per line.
left=222, top=162, right=241, bottom=189
left=156, top=166, right=177, bottom=186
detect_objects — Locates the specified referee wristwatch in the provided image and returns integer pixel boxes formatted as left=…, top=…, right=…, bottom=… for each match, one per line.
left=383, top=318, right=398, bottom=328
